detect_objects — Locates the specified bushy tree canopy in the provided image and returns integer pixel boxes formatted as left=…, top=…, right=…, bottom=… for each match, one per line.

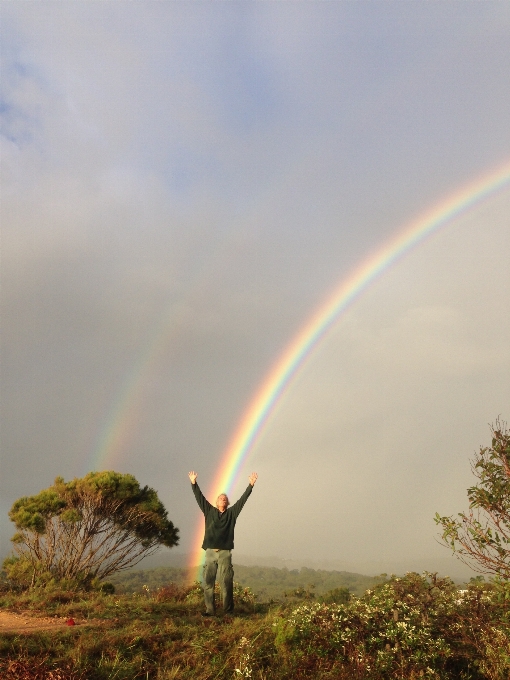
left=6, top=471, right=179, bottom=583
left=435, top=419, right=510, bottom=578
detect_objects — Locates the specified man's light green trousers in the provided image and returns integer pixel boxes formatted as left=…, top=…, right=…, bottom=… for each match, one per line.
left=203, top=549, right=234, bottom=614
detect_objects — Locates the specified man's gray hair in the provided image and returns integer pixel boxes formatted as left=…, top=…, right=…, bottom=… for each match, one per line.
left=216, top=493, right=230, bottom=508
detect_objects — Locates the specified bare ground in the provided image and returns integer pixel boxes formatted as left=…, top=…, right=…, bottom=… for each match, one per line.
left=0, top=610, right=91, bottom=634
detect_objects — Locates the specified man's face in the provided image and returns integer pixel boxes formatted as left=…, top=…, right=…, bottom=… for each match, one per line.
left=216, top=494, right=229, bottom=512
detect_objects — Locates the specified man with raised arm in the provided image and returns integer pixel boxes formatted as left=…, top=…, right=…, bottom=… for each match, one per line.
left=188, top=470, right=258, bottom=616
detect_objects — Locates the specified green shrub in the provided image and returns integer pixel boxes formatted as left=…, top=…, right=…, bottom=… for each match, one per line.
left=274, top=572, right=510, bottom=679
left=319, top=586, right=350, bottom=604
left=179, top=580, right=257, bottom=610
left=3, top=555, right=37, bottom=587
left=98, top=581, right=115, bottom=594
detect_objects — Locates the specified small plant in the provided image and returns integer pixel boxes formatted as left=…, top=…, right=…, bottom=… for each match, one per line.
left=98, top=581, right=115, bottom=594
left=233, top=636, right=254, bottom=678
left=319, top=586, right=350, bottom=604
left=154, top=582, right=188, bottom=602
left=283, top=584, right=316, bottom=600
left=184, top=580, right=204, bottom=604
left=233, top=582, right=257, bottom=609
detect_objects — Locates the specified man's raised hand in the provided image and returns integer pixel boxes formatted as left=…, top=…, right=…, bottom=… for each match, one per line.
left=188, top=471, right=197, bottom=485
left=248, top=472, right=258, bottom=486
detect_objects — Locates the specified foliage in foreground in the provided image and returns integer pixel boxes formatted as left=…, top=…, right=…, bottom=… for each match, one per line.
left=275, top=572, right=510, bottom=679
left=436, top=419, right=510, bottom=578
left=4, top=471, right=179, bottom=585
left=0, top=572, right=509, bottom=679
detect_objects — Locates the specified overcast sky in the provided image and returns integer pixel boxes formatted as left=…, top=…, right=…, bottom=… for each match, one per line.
left=1, top=1, right=509, bottom=578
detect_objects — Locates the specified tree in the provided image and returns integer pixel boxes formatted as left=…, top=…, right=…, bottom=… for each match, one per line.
left=5, top=471, right=179, bottom=584
left=435, top=419, right=510, bottom=579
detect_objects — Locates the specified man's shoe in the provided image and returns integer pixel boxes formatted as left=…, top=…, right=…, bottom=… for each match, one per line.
left=201, top=611, right=214, bottom=617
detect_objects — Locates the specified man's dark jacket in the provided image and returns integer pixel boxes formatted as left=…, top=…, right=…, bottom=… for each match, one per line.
left=191, top=482, right=252, bottom=550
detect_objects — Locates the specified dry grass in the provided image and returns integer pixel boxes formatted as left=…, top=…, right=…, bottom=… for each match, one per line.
left=1, top=655, right=87, bottom=679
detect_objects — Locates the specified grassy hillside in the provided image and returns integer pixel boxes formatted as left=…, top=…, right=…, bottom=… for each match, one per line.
left=0, top=572, right=509, bottom=679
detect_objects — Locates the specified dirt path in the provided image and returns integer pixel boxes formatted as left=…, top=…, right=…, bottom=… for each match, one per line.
left=0, top=610, right=89, bottom=633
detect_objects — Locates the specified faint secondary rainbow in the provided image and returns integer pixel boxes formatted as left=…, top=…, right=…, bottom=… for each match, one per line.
left=87, top=239, right=244, bottom=474
left=87, top=309, right=184, bottom=475
left=190, top=160, right=510, bottom=571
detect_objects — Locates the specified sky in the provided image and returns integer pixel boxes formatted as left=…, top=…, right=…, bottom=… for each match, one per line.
left=1, top=1, right=509, bottom=578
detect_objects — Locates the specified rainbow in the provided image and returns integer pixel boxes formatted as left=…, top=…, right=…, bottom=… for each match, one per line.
left=88, top=244, right=238, bottom=474
left=87, top=309, right=186, bottom=475
left=190, top=160, right=510, bottom=571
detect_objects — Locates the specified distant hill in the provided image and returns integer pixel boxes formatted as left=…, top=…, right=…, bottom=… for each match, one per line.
left=111, top=563, right=386, bottom=599
left=228, top=564, right=385, bottom=599
left=129, top=551, right=478, bottom=582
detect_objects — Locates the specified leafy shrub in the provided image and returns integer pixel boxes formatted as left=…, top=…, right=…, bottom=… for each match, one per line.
left=452, top=578, right=510, bottom=680
left=151, top=581, right=201, bottom=603
left=174, top=580, right=257, bottom=610
left=319, top=586, right=350, bottom=604
left=233, top=582, right=257, bottom=610
left=283, top=584, right=316, bottom=600
left=274, top=572, right=510, bottom=679
left=98, top=581, right=115, bottom=594
left=2, top=555, right=46, bottom=588
left=184, top=580, right=205, bottom=604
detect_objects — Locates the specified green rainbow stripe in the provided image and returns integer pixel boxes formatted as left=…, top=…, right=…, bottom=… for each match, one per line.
left=190, top=160, right=510, bottom=570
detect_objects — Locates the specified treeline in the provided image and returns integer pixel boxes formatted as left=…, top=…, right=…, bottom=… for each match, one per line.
left=110, top=563, right=385, bottom=599
left=234, top=565, right=385, bottom=599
